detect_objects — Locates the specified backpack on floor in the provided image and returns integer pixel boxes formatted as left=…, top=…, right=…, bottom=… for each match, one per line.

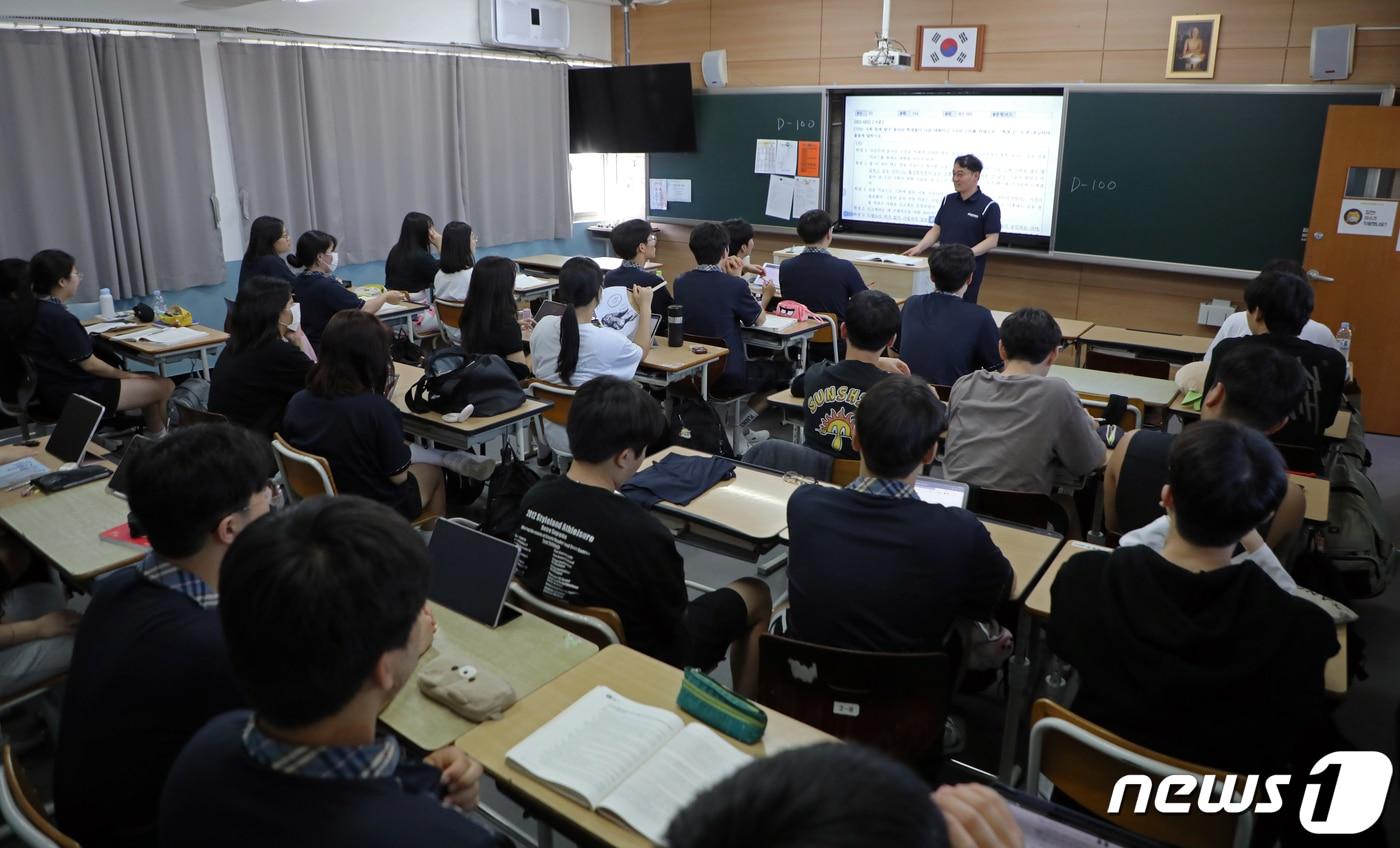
left=165, top=376, right=211, bottom=426
left=1324, top=453, right=1399, bottom=598
left=479, top=441, right=541, bottom=541
left=668, top=395, right=735, bottom=459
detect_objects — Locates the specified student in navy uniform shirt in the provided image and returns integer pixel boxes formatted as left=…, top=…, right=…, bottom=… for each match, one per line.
left=287, top=230, right=403, bottom=350
left=385, top=211, right=442, bottom=295
left=778, top=209, right=867, bottom=321
left=904, top=154, right=1001, bottom=304
left=54, top=425, right=274, bottom=848
left=898, top=244, right=1001, bottom=387
left=24, top=249, right=173, bottom=432
left=722, top=217, right=769, bottom=279
left=237, top=215, right=297, bottom=290
left=160, top=497, right=500, bottom=848
left=785, top=375, right=1012, bottom=653
left=209, top=275, right=314, bottom=437
left=790, top=289, right=909, bottom=460
left=604, top=218, right=673, bottom=317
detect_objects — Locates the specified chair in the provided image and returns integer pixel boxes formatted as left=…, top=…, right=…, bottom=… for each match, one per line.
left=171, top=399, right=228, bottom=428
left=508, top=581, right=625, bottom=649
left=1078, top=392, right=1146, bottom=431
left=970, top=486, right=1072, bottom=538
left=1027, top=699, right=1252, bottom=848
left=931, top=384, right=952, bottom=402
left=271, top=434, right=440, bottom=529
left=829, top=457, right=861, bottom=486
left=0, top=344, right=44, bottom=444
left=1, top=744, right=77, bottom=848
left=1084, top=349, right=1170, bottom=380
left=684, top=333, right=749, bottom=449
left=525, top=380, right=577, bottom=467
left=808, top=312, right=841, bottom=363
left=433, top=299, right=464, bottom=336
left=756, top=634, right=950, bottom=768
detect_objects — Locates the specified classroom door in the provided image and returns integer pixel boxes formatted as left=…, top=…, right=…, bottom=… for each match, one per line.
left=1303, top=106, right=1400, bottom=436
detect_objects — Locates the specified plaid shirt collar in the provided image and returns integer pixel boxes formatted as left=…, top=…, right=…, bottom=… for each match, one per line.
left=693, top=263, right=723, bottom=273
left=801, top=246, right=831, bottom=255
left=242, top=715, right=401, bottom=781
left=138, top=553, right=218, bottom=610
left=846, top=476, right=919, bottom=500
left=621, top=259, right=646, bottom=269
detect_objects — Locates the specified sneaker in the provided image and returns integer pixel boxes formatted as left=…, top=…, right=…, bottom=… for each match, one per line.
left=736, top=427, right=770, bottom=454
left=442, top=451, right=497, bottom=481
left=943, top=715, right=967, bottom=754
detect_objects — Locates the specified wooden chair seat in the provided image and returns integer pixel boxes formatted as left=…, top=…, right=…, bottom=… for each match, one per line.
left=3, top=743, right=78, bottom=848
left=508, top=581, right=625, bottom=649
left=271, top=433, right=439, bottom=528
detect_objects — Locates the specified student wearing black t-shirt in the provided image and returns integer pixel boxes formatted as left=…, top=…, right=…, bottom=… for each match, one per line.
left=604, top=218, right=672, bottom=318
left=1050, top=421, right=1337, bottom=778
left=161, top=497, right=496, bottom=847
left=210, top=276, right=314, bottom=436
left=237, top=216, right=297, bottom=290
left=287, top=230, right=404, bottom=350
left=24, top=250, right=174, bottom=432
left=514, top=377, right=772, bottom=695
left=281, top=311, right=493, bottom=521
left=458, top=256, right=531, bottom=381
left=384, top=211, right=442, bottom=295
left=785, top=375, right=1012, bottom=654
left=777, top=209, right=867, bottom=321
left=789, top=289, right=909, bottom=460
left=1204, top=269, right=1345, bottom=468
left=899, top=244, right=1001, bottom=387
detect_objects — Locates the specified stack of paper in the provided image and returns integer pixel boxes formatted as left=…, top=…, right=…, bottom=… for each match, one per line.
left=85, top=321, right=137, bottom=335
left=122, top=326, right=208, bottom=346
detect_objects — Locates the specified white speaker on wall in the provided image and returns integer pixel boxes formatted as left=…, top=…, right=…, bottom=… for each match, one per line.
left=702, top=49, right=728, bottom=89
left=1310, top=24, right=1355, bottom=80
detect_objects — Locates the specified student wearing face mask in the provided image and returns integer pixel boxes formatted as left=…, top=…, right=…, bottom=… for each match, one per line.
left=287, top=230, right=403, bottom=351
left=209, top=276, right=314, bottom=437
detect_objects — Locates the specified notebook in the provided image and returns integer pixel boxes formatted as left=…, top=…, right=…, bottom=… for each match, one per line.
left=759, top=314, right=798, bottom=331
left=913, top=475, right=970, bottom=509
left=45, top=394, right=106, bottom=466
left=427, top=520, right=521, bottom=628
left=106, top=434, right=154, bottom=500
left=506, top=686, right=752, bottom=845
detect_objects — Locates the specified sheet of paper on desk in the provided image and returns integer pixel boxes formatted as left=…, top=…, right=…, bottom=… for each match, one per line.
left=753, top=139, right=777, bottom=174
left=773, top=140, right=798, bottom=177
left=765, top=176, right=795, bottom=220
left=791, top=176, right=820, bottom=219
left=0, top=457, right=49, bottom=489
left=85, top=321, right=137, bottom=335
left=664, top=179, right=691, bottom=203
left=858, top=253, right=922, bottom=267
left=649, top=179, right=667, bottom=211
left=126, top=326, right=207, bottom=345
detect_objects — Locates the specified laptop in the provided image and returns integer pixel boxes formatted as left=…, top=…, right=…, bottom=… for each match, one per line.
left=106, top=434, right=154, bottom=499
left=45, top=394, right=107, bottom=467
left=428, top=520, right=522, bottom=628
left=913, top=475, right=970, bottom=509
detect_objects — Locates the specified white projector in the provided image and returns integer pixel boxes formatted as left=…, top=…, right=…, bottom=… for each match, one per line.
left=861, top=47, right=912, bottom=70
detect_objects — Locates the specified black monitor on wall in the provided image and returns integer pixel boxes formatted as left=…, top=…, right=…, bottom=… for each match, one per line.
left=568, top=63, right=696, bottom=154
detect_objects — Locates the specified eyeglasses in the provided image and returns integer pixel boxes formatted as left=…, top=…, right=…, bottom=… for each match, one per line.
left=781, top=471, right=816, bottom=486
left=952, top=170, right=972, bottom=179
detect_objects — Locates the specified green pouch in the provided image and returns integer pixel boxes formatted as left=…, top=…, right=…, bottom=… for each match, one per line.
left=676, top=668, right=767, bottom=744
left=1181, top=389, right=1204, bottom=411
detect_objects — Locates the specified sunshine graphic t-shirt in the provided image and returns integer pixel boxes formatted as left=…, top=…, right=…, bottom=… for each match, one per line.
left=790, top=360, right=892, bottom=459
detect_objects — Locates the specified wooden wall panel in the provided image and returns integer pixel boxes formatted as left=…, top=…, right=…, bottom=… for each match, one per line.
left=1103, top=46, right=1287, bottom=81
left=979, top=275, right=1082, bottom=317
left=1077, top=286, right=1226, bottom=336
left=611, top=0, right=710, bottom=66
left=948, top=0, right=1109, bottom=54
left=984, top=254, right=1084, bottom=286
left=710, top=0, right=823, bottom=62
left=819, top=59, right=947, bottom=85
left=952, top=51, right=1105, bottom=83
left=1350, top=46, right=1400, bottom=83
left=725, top=60, right=820, bottom=87
left=1289, top=0, right=1400, bottom=46
left=819, top=0, right=950, bottom=60
left=1104, top=0, right=1293, bottom=50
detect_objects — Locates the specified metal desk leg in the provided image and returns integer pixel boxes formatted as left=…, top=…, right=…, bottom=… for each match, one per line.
left=800, top=336, right=809, bottom=369
left=157, top=359, right=168, bottom=379
left=701, top=366, right=709, bottom=401
left=998, top=606, right=1036, bottom=784
left=515, top=420, right=529, bottom=458
left=199, top=348, right=212, bottom=380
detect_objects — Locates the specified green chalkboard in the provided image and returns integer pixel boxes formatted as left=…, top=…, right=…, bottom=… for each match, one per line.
left=1054, top=89, right=1382, bottom=271
left=649, top=91, right=823, bottom=226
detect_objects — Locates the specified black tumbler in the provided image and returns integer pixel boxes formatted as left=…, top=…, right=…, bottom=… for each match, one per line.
left=667, top=304, right=684, bottom=347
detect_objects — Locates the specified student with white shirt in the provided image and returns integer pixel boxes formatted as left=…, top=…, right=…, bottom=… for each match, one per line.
left=418, top=221, right=476, bottom=343
left=531, top=256, right=651, bottom=386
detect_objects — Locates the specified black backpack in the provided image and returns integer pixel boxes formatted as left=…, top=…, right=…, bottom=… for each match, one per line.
left=668, top=395, right=735, bottom=458
left=405, top=347, right=525, bottom=417
left=479, top=441, right=541, bottom=541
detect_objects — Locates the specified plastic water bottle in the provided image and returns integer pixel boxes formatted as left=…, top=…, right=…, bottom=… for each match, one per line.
left=152, top=290, right=167, bottom=316
left=1336, top=322, right=1352, bottom=361
left=98, top=288, right=116, bottom=320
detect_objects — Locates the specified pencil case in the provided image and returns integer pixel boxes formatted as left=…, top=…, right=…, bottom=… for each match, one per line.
left=676, top=667, right=766, bottom=744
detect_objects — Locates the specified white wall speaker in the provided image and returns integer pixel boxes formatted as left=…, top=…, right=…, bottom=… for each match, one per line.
left=702, top=49, right=728, bottom=89
left=1310, top=25, right=1355, bottom=81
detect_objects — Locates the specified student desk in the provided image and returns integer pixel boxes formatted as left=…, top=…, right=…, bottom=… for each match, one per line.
left=514, top=275, right=559, bottom=303
left=770, top=246, right=931, bottom=300
left=634, top=343, right=726, bottom=401
left=1289, top=473, right=1329, bottom=523
left=380, top=601, right=597, bottom=751
left=389, top=364, right=552, bottom=457
left=97, top=323, right=228, bottom=379
left=640, top=446, right=795, bottom=562
left=350, top=286, right=431, bottom=341
left=741, top=317, right=824, bottom=367
left=514, top=254, right=662, bottom=275
left=1079, top=325, right=1212, bottom=364
left=979, top=519, right=1065, bottom=602
left=1049, top=365, right=1181, bottom=410
left=766, top=388, right=805, bottom=443
left=989, top=310, right=1096, bottom=343
left=455, top=645, right=834, bottom=848
left=0, top=443, right=140, bottom=585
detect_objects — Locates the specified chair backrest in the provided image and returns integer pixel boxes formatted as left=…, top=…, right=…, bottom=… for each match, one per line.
left=829, top=457, right=861, bottom=486
left=1084, top=349, right=1171, bottom=380
left=1028, top=699, right=1252, bottom=848
left=271, top=433, right=338, bottom=501
left=171, top=399, right=228, bottom=428
left=2, top=744, right=75, bottom=848
left=526, top=380, right=578, bottom=427
left=970, top=487, right=1071, bottom=537
left=1079, top=392, right=1146, bottom=431
left=683, top=333, right=730, bottom=391
left=757, top=634, right=950, bottom=766
left=508, top=581, right=625, bottom=649
left=810, top=312, right=842, bottom=361
left=434, top=299, right=464, bottom=331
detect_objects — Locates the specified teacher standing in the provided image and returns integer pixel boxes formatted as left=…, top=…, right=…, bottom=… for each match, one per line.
left=903, top=154, right=1001, bottom=304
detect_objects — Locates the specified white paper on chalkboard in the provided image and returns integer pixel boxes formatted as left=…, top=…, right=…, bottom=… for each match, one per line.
left=765, top=176, right=795, bottom=219
left=665, top=179, right=692, bottom=203
left=774, top=140, right=799, bottom=177
left=754, top=139, right=778, bottom=175
left=791, top=176, right=821, bottom=219
left=649, top=179, right=668, bottom=211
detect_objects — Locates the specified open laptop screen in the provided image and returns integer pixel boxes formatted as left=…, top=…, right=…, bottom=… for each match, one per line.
left=913, top=475, right=970, bottom=509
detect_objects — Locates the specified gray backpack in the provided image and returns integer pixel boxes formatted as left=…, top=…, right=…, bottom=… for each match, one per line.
left=1324, top=449, right=1399, bottom=598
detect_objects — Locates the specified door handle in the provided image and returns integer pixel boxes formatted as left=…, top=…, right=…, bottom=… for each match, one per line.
left=1306, top=269, right=1335, bottom=283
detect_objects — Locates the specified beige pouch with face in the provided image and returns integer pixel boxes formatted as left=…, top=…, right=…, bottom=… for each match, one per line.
left=417, top=655, right=516, bottom=722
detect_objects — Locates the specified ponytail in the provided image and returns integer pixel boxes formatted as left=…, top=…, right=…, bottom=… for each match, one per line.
left=557, top=257, right=603, bottom=385
left=288, top=230, right=336, bottom=270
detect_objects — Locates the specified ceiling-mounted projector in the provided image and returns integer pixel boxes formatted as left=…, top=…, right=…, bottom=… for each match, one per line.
left=860, top=0, right=911, bottom=70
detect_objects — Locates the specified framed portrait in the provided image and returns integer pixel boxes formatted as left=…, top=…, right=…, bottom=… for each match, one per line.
left=1165, top=14, right=1222, bottom=78
left=917, top=25, right=985, bottom=72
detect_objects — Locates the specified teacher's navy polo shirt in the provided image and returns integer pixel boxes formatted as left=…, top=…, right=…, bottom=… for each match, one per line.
left=934, top=188, right=1001, bottom=297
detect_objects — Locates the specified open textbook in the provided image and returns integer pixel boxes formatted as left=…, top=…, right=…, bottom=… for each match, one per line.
left=506, top=686, right=752, bottom=845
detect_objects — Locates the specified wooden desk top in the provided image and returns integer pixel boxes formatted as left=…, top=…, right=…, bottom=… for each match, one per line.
left=766, top=388, right=803, bottom=411
left=1325, top=410, right=1352, bottom=441
left=1049, top=365, right=1180, bottom=407
left=979, top=519, right=1065, bottom=603
left=103, top=323, right=228, bottom=355
left=515, top=254, right=661, bottom=273
left=380, top=601, right=597, bottom=751
left=456, top=645, right=834, bottom=848
left=1289, top=473, right=1329, bottom=523
left=1080, top=325, right=1212, bottom=358
left=640, top=343, right=726, bottom=374
left=390, top=364, right=551, bottom=435
left=640, top=447, right=795, bottom=543
left=990, top=310, right=1095, bottom=341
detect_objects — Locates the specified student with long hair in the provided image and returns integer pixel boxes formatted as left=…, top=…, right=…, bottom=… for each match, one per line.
left=237, top=216, right=296, bottom=289
left=0, top=257, right=35, bottom=349
left=24, top=249, right=173, bottom=434
left=418, top=221, right=476, bottom=343
left=385, top=211, right=441, bottom=295
left=281, top=311, right=494, bottom=521
left=209, top=276, right=314, bottom=436
left=287, top=230, right=403, bottom=350
left=457, top=256, right=531, bottom=381
left=531, top=257, right=650, bottom=386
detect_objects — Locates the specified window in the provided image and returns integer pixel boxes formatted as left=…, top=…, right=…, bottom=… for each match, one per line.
left=570, top=152, right=645, bottom=222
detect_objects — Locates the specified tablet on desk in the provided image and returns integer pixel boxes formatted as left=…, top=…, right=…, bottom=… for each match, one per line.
left=913, top=476, right=969, bottom=509
left=46, top=394, right=106, bottom=466
left=428, top=520, right=522, bottom=628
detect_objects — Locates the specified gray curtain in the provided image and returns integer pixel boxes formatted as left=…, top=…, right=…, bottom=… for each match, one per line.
left=0, top=30, right=222, bottom=299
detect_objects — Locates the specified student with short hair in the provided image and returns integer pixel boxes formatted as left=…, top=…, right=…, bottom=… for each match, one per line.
left=789, top=289, right=909, bottom=459
left=777, top=209, right=867, bottom=321
left=420, top=221, right=476, bottom=343
left=209, top=276, right=314, bottom=437
left=1204, top=269, right=1345, bottom=462
left=458, top=256, right=531, bottom=381
left=281, top=311, right=494, bottom=521
left=532, top=256, right=649, bottom=386
left=385, top=211, right=441, bottom=295
left=238, top=215, right=296, bottom=289
left=943, top=308, right=1105, bottom=494
left=160, top=497, right=497, bottom=846
left=54, top=424, right=274, bottom=847
left=785, top=376, right=1011, bottom=653
left=288, top=230, right=404, bottom=350
left=899, top=244, right=1001, bottom=386
left=1205, top=259, right=1339, bottom=356
left=24, top=249, right=174, bottom=433
left=514, top=377, right=772, bottom=695
left=667, top=744, right=1024, bottom=848
left=1049, top=421, right=1338, bottom=776
left=604, top=218, right=673, bottom=312
left=721, top=217, right=767, bottom=279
